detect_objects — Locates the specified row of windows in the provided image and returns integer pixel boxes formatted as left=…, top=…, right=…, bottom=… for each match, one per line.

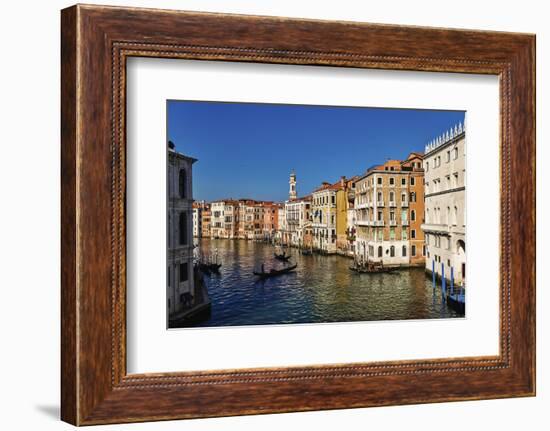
left=426, top=172, right=462, bottom=193
left=357, top=208, right=417, bottom=222
left=425, top=206, right=460, bottom=225
left=313, top=194, right=336, bottom=206
left=359, top=228, right=418, bottom=241
left=426, top=233, right=451, bottom=250
left=425, top=147, right=459, bottom=171
left=367, top=244, right=424, bottom=258
left=356, top=191, right=417, bottom=206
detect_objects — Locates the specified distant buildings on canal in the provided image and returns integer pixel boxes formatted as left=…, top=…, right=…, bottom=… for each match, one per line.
left=189, top=122, right=466, bottom=285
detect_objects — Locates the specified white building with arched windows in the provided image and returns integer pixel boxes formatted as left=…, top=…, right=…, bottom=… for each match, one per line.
left=167, top=143, right=197, bottom=320
left=421, top=123, right=466, bottom=285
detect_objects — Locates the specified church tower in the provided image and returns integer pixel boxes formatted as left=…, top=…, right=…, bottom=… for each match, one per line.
left=289, top=170, right=297, bottom=201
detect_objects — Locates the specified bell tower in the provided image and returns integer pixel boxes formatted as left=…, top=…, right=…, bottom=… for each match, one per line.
left=289, top=170, right=297, bottom=201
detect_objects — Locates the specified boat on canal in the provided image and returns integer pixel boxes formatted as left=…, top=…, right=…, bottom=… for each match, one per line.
left=254, top=263, right=297, bottom=279
left=199, top=262, right=222, bottom=274
left=274, top=252, right=291, bottom=261
left=349, top=262, right=398, bottom=274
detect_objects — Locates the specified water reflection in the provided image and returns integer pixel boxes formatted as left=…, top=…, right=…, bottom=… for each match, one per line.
left=190, top=238, right=461, bottom=328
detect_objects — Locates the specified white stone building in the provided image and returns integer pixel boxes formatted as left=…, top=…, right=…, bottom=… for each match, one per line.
left=209, top=200, right=238, bottom=239
left=283, top=197, right=312, bottom=247
left=421, top=122, right=466, bottom=285
left=167, top=145, right=197, bottom=318
left=210, top=201, right=225, bottom=239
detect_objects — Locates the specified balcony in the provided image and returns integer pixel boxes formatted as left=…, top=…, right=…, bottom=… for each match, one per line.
left=389, top=201, right=397, bottom=207
left=377, top=201, right=385, bottom=207
left=389, top=220, right=397, bottom=226
left=401, top=220, right=409, bottom=226
left=420, top=223, right=449, bottom=234
left=356, top=219, right=370, bottom=227
left=401, top=200, right=409, bottom=207
left=374, top=220, right=385, bottom=227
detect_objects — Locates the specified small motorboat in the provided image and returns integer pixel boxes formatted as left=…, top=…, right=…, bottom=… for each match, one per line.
left=274, top=252, right=291, bottom=261
left=254, top=263, right=297, bottom=279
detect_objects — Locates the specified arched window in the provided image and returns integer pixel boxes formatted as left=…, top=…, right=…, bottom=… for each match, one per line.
left=390, top=246, right=395, bottom=257
left=453, top=206, right=458, bottom=225
left=446, top=206, right=451, bottom=225
left=389, top=191, right=394, bottom=202
left=378, top=246, right=383, bottom=258
left=179, top=212, right=188, bottom=245
left=179, top=168, right=187, bottom=198
left=402, top=245, right=407, bottom=257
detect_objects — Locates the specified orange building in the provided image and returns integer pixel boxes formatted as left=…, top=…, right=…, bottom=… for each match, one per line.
left=354, top=153, right=425, bottom=267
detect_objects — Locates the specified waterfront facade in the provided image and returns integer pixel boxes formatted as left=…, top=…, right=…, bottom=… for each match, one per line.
left=283, top=196, right=312, bottom=248
left=192, top=200, right=206, bottom=238
left=262, top=202, right=278, bottom=241
left=167, top=146, right=196, bottom=317
left=336, top=176, right=357, bottom=256
left=200, top=204, right=211, bottom=238
left=237, top=199, right=256, bottom=240
left=210, top=200, right=239, bottom=239
left=280, top=171, right=312, bottom=248
left=354, top=153, right=425, bottom=267
left=312, top=181, right=342, bottom=254
left=421, top=123, right=466, bottom=285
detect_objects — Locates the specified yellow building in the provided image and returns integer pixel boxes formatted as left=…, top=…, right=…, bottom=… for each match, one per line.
left=312, top=180, right=343, bottom=254
left=335, top=176, right=358, bottom=256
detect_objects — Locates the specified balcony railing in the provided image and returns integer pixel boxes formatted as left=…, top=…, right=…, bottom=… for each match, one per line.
left=377, top=201, right=385, bottom=207
left=389, top=220, right=397, bottom=226
left=401, top=200, right=409, bottom=207
left=401, top=220, right=409, bottom=226
left=389, top=201, right=397, bottom=207
left=374, top=220, right=385, bottom=227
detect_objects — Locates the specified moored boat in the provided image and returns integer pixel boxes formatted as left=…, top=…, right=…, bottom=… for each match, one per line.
left=349, top=263, right=398, bottom=274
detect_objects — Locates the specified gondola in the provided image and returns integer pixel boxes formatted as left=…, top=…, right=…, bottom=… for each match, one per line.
left=199, top=262, right=222, bottom=273
left=274, top=253, right=291, bottom=261
left=254, top=263, right=297, bottom=279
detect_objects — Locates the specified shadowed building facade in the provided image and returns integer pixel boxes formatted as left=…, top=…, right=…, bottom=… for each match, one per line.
left=167, top=145, right=197, bottom=318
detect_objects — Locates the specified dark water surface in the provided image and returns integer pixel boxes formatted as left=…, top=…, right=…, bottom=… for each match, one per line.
left=192, top=238, right=461, bottom=328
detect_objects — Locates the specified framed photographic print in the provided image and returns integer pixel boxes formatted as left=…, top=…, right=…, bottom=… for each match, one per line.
left=61, top=4, right=536, bottom=425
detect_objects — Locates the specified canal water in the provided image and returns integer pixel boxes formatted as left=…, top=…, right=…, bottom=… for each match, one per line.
left=191, top=238, right=463, bottom=328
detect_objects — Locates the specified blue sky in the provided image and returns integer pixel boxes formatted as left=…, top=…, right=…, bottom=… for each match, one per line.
left=167, top=101, right=464, bottom=203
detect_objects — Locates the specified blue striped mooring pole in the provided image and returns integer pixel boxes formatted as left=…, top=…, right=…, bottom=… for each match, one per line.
left=441, top=263, right=446, bottom=299
left=432, top=260, right=435, bottom=291
left=451, top=266, right=455, bottom=298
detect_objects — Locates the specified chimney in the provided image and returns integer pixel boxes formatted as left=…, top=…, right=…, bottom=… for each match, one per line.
left=340, top=176, right=346, bottom=187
